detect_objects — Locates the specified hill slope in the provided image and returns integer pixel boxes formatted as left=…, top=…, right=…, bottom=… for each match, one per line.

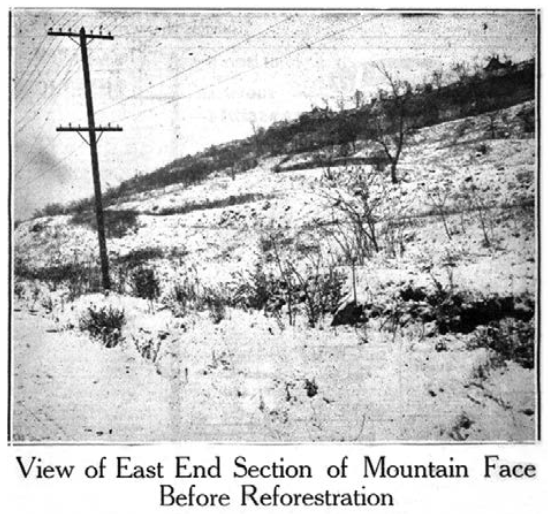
left=13, top=100, right=537, bottom=442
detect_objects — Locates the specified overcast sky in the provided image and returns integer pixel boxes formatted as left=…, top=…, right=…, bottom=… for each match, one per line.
left=12, top=9, right=537, bottom=219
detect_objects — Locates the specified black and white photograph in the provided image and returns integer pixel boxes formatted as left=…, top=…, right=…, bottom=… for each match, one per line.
left=9, top=8, right=539, bottom=443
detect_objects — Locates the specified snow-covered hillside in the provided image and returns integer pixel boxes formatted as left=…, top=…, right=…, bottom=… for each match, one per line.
left=13, top=101, right=537, bottom=442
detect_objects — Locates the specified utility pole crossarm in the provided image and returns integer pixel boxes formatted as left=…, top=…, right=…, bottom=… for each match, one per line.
left=48, top=28, right=114, bottom=40
left=56, top=126, right=123, bottom=132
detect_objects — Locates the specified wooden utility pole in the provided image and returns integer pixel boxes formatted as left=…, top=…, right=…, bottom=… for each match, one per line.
left=48, top=26, right=122, bottom=291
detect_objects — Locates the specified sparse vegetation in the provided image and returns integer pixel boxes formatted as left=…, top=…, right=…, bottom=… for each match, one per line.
left=14, top=51, right=537, bottom=443
left=79, top=304, right=126, bottom=348
left=426, top=185, right=455, bottom=240
left=70, top=209, right=139, bottom=238
left=143, top=192, right=270, bottom=216
left=203, top=288, right=228, bottom=324
left=458, top=182, right=495, bottom=248
left=130, top=266, right=160, bottom=301
left=471, top=319, right=535, bottom=369
left=322, top=166, right=384, bottom=262
left=31, top=58, right=534, bottom=221
left=14, top=257, right=102, bottom=300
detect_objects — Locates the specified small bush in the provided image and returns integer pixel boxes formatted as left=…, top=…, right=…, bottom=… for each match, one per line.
left=168, top=273, right=229, bottom=322
left=472, top=319, right=534, bottom=369
left=168, top=271, right=203, bottom=316
left=131, top=266, right=160, bottom=300
left=202, top=288, right=228, bottom=324
left=14, top=258, right=102, bottom=300
left=33, top=202, right=67, bottom=218
left=237, top=235, right=346, bottom=327
left=70, top=209, right=139, bottom=238
left=297, top=267, right=346, bottom=327
left=79, top=304, right=126, bottom=348
left=233, top=261, right=283, bottom=312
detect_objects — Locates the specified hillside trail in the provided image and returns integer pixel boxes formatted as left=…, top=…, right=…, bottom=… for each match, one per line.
left=12, top=310, right=178, bottom=442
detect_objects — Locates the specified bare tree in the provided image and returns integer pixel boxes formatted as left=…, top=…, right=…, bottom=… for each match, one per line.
left=370, top=63, right=415, bottom=184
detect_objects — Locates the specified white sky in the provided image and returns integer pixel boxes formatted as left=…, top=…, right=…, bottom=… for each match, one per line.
left=12, top=9, right=537, bottom=219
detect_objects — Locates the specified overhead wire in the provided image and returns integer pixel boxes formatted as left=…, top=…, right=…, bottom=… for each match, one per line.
left=16, top=41, right=82, bottom=132
left=18, top=17, right=140, bottom=184
left=116, top=13, right=379, bottom=124
left=15, top=15, right=93, bottom=176
left=95, top=14, right=292, bottom=115
left=15, top=14, right=81, bottom=110
left=15, top=12, right=75, bottom=100
left=14, top=12, right=69, bottom=93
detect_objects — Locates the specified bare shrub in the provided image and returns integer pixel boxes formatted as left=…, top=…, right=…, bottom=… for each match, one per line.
left=233, top=260, right=281, bottom=312
left=168, top=270, right=229, bottom=323
left=202, top=288, right=228, bottom=324
left=382, top=215, right=412, bottom=258
left=79, top=304, right=126, bottom=348
left=266, top=233, right=299, bottom=326
left=131, top=333, right=164, bottom=362
left=426, top=184, right=455, bottom=241
left=170, top=274, right=201, bottom=316
left=322, top=166, right=385, bottom=264
left=253, top=231, right=346, bottom=327
left=130, top=266, right=160, bottom=301
left=285, top=255, right=345, bottom=328
left=380, top=193, right=413, bottom=258
left=458, top=183, right=495, bottom=248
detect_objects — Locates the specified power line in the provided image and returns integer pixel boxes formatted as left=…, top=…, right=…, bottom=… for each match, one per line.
left=16, top=45, right=81, bottom=132
left=15, top=16, right=86, bottom=138
left=96, top=15, right=292, bottom=115
left=115, top=18, right=188, bottom=38
left=15, top=26, right=118, bottom=185
left=16, top=38, right=59, bottom=99
left=14, top=12, right=69, bottom=89
left=15, top=45, right=98, bottom=175
left=14, top=33, right=49, bottom=85
left=15, top=12, right=77, bottom=99
left=116, top=13, right=379, bottom=124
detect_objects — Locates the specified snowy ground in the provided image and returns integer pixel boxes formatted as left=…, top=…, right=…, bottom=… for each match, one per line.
left=12, top=102, right=537, bottom=442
